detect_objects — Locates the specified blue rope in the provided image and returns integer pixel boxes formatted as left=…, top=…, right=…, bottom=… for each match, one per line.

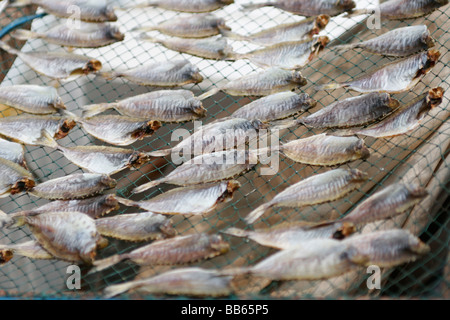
left=0, top=12, right=47, bottom=39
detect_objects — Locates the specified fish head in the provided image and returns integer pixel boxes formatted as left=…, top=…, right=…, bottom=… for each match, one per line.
left=427, top=49, right=441, bottom=66
left=405, top=184, right=428, bottom=200
left=209, top=235, right=231, bottom=254
left=332, top=222, right=356, bottom=240
left=427, top=87, right=444, bottom=108
left=315, top=15, right=330, bottom=31
left=291, top=71, right=307, bottom=87
left=100, top=194, right=120, bottom=213
left=408, top=238, right=431, bottom=256
left=132, top=120, right=161, bottom=140
left=104, top=5, right=118, bottom=22
left=100, top=175, right=117, bottom=189
left=298, top=93, right=317, bottom=110
left=191, top=100, right=207, bottom=118
left=216, top=18, right=232, bottom=32
left=0, top=250, right=13, bottom=265
left=54, top=119, right=76, bottom=140
left=129, top=152, right=151, bottom=169
left=386, top=94, right=400, bottom=110
left=54, top=97, right=67, bottom=110
left=218, top=180, right=241, bottom=203
left=108, top=26, right=125, bottom=42
left=160, top=220, right=177, bottom=238
left=354, top=139, right=370, bottom=160
left=10, top=177, right=35, bottom=195
left=310, top=36, right=329, bottom=60
left=96, top=236, right=109, bottom=250
left=422, top=31, right=436, bottom=49
left=82, top=59, right=103, bottom=75
left=436, top=0, right=449, bottom=4
left=348, top=169, right=369, bottom=183
left=337, top=0, right=356, bottom=12
left=190, top=70, right=204, bottom=84
left=251, top=119, right=268, bottom=130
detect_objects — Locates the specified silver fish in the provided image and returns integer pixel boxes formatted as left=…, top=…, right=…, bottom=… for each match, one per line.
left=0, top=157, right=34, bottom=198
left=118, top=180, right=240, bottom=216
left=28, top=173, right=117, bottom=200
left=11, top=0, right=118, bottom=22
left=230, top=92, right=316, bottom=122
left=0, top=138, right=26, bottom=168
left=9, top=194, right=120, bottom=219
left=129, top=0, right=234, bottom=12
left=350, top=0, right=449, bottom=20
left=335, top=25, right=435, bottom=57
left=242, top=0, right=356, bottom=16
left=0, top=85, right=66, bottom=114
left=136, top=14, right=231, bottom=38
left=299, top=92, right=399, bottom=129
left=0, top=41, right=102, bottom=81
left=221, top=15, right=330, bottom=46
left=90, top=233, right=230, bottom=273
left=278, top=133, right=370, bottom=166
left=95, top=212, right=176, bottom=242
left=317, top=49, right=440, bottom=93
left=133, top=150, right=258, bottom=193
left=104, top=267, right=233, bottom=298
left=245, top=168, right=368, bottom=224
left=141, top=36, right=235, bottom=60
left=147, top=118, right=266, bottom=157
left=199, top=67, right=307, bottom=100
left=101, top=60, right=203, bottom=87
left=233, top=36, right=329, bottom=70
left=223, top=221, right=356, bottom=249
left=78, top=115, right=161, bottom=146
left=341, top=183, right=428, bottom=225
left=343, top=229, right=430, bottom=267
left=81, top=89, right=206, bottom=121
left=354, top=87, right=443, bottom=138
left=12, top=211, right=103, bottom=264
left=12, top=23, right=124, bottom=48
left=0, top=240, right=54, bottom=263
left=0, top=114, right=76, bottom=146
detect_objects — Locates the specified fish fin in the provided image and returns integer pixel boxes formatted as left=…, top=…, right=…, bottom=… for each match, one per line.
left=245, top=202, right=273, bottom=224
left=0, top=210, right=12, bottom=229
left=10, top=29, right=40, bottom=40
left=145, top=148, right=172, bottom=157
left=344, top=9, right=371, bottom=18
left=58, top=109, right=79, bottom=121
left=81, top=103, right=114, bottom=118
left=0, top=40, right=20, bottom=55
left=198, top=88, right=220, bottom=101
left=221, top=227, right=250, bottom=238
left=132, top=180, right=164, bottom=194
left=35, top=130, right=59, bottom=149
left=88, top=254, right=125, bottom=275
left=315, top=82, right=347, bottom=91
left=241, top=2, right=273, bottom=11
left=103, top=279, right=143, bottom=298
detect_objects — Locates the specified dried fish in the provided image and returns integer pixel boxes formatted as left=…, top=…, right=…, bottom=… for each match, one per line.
left=199, top=68, right=307, bottom=100
left=78, top=115, right=161, bottom=146
left=0, top=138, right=26, bottom=168
left=343, top=229, right=430, bottom=267
left=0, top=241, right=54, bottom=263
left=95, top=212, right=176, bottom=241
left=101, top=60, right=203, bottom=87
left=141, top=36, right=235, bottom=60
left=230, top=92, right=316, bottom=122
left=354, top=87, right=443, bottom=138
left=232, top=37, right=329, bottom=70
left=221, top=15, right=329, bottom=46
left=222, top=239, right=363, bottom=280
left=0, top=114, right=76, bottom=146
left=243, top=0, right=356, bottom=16
left=299, top=92, right=399, bottom=129
left=90, top=233, right=230, bottom=273
left=278, top=133, right=370, bottom=166
left=9, top=194, right=120, bottom=219
left=81, top=89, right=206, bottom=121
left=350, top=0, right=449, bottom=20
left=129, top=0, right=234, bottom=12
left=28, top=173, right=117, bottom=200
left=136, top=14, right=231, bottom=38
left=0, top=41, right=102, bottom=81
left=147, top=118, right=266, bottom=157
left=12, top=211, right=103, bottom=264
left=317, top=49, right=440, bottom=93
left=12, top=23, right=124, bottom=48
left=0, top=85, right=65, bottom=115
left=133, top=150, right=257, bottom=193
left=0, top=157, right=34, bottom=198
left=224, top=221, right=356, bottom=249
left=11, top=0, right=118, bottom=22
left=104, top=267, right=233, bottom=298
left=119, top=180, right=240, bottom=215
left=335, top=25, right=435, bottom=57
left=245, top=168, right=368, bottom=224
left=341, top=183, right=428, bottom=225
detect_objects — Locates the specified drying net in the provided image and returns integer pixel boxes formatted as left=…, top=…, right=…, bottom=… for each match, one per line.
left=0, top=0, right=448, bottom=299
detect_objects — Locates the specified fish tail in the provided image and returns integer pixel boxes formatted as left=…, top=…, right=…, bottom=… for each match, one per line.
left=132, top=179, right=164, bottom=194
left=315, top=82, right=346, bottom=91
left=333, top=43, right=359, bottom=53
left=198, top=88, right=220, bottom=101
left=0, top=40, right=20, bottom=55
left=104, top=280, right=141, bottom=299
left=345, top=8, right=371, bottom=18
left=81, top=102, right=114, bottom=118
left=99, top=71, right=119, bottom=81
left=0, top=210, right=13, bottom=229
left=268, top=118, right=300, bottom=130
left=88, top=254, right=125, bottom=275
left=131, top=25, right=157, bottom=33
left=36, top=130, right=59, bottom=149
left=139, top=34, right=162, bottom=44
left=241, top=2, right=274, bottom=11
left=115, top=197, right=138, bottom=207
left=145, top=149, right=172, bottom=157
left=219, top=28, right=248, bottom=42
left=218, top=266, right=251, bottom=277
left=245, top=202, right=273, bottom=224
left=10, top=29, right=40, bottom=40
left=222, top=227, right=250, bottom=238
